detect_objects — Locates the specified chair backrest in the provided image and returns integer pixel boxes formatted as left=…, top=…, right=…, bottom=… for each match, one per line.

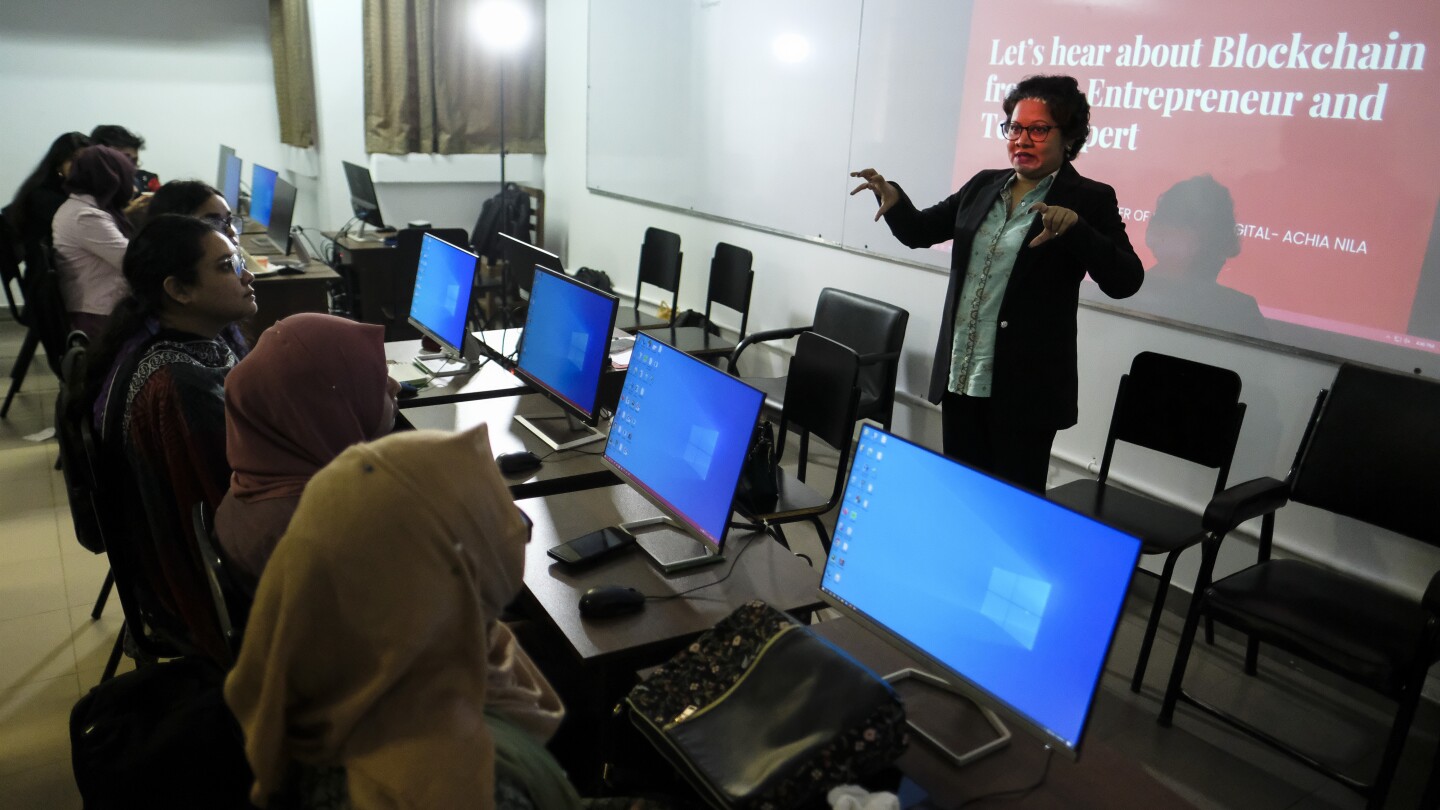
left=780, top=331, right=861, bottom=458
left=636, top=227, right=682, bottom=310
left=811, top=288, right=908, bottom=425
left=0, top=214, right=27, bottom=325
left=517, top=185, right=545, bottom=246
left=22, top=241, right=73, bottom=377
left=705, top=243, right=755, bottom=338
left=1101, top=351, right=1246, bottom=490
left=1289, top=363, right=1440, bottom=545
left=55, top=340, right=108, bottom=554
left=393, top=227, right=472, bottom=328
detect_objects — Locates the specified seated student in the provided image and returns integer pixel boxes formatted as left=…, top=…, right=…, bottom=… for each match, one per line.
left=88, top=124, right=145, bottom=167
left=143, top=180, right=240, bottom=241
left=85, top=213, right=256, bottom=662
left=3, top=131, right=91, bottom=254
left=217, top=313, right=401, bottom=584
left=226, top=425, right=574, bottom=810
left=52, top=145, right=137, bottom=338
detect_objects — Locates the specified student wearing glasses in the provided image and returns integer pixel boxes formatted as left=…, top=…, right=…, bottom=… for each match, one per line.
left=84, top=214, right=256, bottom=663
left=851, top=74, right=1142, bottom=492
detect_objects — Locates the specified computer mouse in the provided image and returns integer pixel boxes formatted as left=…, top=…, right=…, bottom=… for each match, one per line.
left=396, top=381, right=420, bottom=399
left=578, top=585, right=646, bottom=618
left=496, top=450, right=543, bottom=475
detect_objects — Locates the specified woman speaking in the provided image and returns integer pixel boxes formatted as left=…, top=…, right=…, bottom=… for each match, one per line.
left=852, top=74, right=1142, bottom=492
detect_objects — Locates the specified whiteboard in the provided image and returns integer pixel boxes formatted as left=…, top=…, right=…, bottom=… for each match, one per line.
left=588, top=0, right=970, bottom=268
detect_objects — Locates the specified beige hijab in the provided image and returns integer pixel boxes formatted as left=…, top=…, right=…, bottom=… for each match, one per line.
left=224, top=425, right=564, bottom=808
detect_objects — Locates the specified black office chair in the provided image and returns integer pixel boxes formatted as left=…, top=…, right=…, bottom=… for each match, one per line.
left=612, top=227, right=681, bottom=333
left=190, top=503, right=251, bottom=668
left=53, top=337, right=117, bottom=619
left=728, top=287, right=907, bottom=479
left=54, top=341, right=197, bottom=680
left=739, top=332, right=860, bottom=557
left=1, top=215, right=42, bottom=418
left=1158, top=363, right=1440, bottom=809
left=1047, top=352, right=1246, bottom=693
left=640, top=242, right=754, bottom=362
left=391, top=227, right=473, bottom=341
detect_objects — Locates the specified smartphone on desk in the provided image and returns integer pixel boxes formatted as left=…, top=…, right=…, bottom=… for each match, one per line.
left=547, top=526, right=637, bottom=567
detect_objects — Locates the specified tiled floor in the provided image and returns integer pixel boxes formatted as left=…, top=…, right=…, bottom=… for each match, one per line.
left=0, top=315, right=1434, bottom=808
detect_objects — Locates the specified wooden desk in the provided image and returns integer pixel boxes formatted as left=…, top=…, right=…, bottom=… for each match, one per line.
left=517, top=485, right=823, bottom=672
left=244, top=262, right=341, bottom=344
left=384, top=340, right=529, bottom=408
left=811, top=619, right=1195, bottom=809
left=333, top=235, right=416, bottom=340
left=401, top=393, right=620, bottom=499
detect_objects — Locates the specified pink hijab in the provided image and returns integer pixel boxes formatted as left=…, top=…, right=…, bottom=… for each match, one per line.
left=225, top=314, right=393, bottom=502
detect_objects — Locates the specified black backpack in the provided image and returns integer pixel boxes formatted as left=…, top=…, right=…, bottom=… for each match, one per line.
left=70, top=657, right=254, bottom=808
left=470, top=183, right=533, bottom=262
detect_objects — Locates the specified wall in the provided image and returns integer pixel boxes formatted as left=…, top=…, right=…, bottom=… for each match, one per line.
left=0, top=0, right=306, bottom=225
left=306, top=4, right=544, bottom=236
left=546, top=0, right=1440, bottom=600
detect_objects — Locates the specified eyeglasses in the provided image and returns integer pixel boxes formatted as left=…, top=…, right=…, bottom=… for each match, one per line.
left=201, top=213, right=240, bottom=232
left=1000, top=122, right=1056, bottom=143
left=223, top=252, right=248, bottom=278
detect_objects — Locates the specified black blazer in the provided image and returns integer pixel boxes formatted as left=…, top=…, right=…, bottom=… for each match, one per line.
left=884, top=162, right=1143, bottom=430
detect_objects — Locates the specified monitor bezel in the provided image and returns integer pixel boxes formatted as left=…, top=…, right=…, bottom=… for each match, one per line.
left=817, top=424, right=1140, bottom=761
left=600, top=332, right=766, bottom=554
left=220, top=154, right=242, bottom=213
left=512, top=267, right=620, bottom=426
left=265, top=177, right=298, bottom=255
left=497, top=232, right=561, bottom=299
left=405, top=232, right=480, bottom=355
left=216, top=144, right=236, bottom=189
left=342, top=160, right=386, bottom=228
left=249, top=164, right=279, bottom=228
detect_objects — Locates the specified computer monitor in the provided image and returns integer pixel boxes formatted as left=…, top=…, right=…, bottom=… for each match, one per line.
left=216, top=146, right=234, bottom=184
left=342, top=160, right=386, bottom=229
left=512, top=268, right=619, bottom=451
left=601, top=332, right=765, bottom=572
left=818, top=425, right=1140, bottom=763
left=497, top=232, right=561, bottom=302
left=265, top=177, right=298, bottom=257
left=407, top=233, right=480, bottom=377
left=219, top=152, right=242, bottom=213
left=249, top=164, right=278, bottom=228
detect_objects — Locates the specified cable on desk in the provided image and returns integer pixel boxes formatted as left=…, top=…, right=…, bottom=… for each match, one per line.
left=642, top=527, right=762, bottom=603
left=954, top=746, right=1054, bottom=808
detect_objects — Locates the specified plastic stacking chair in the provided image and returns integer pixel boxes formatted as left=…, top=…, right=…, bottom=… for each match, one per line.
left=612, top=227, right=681, bottom=333
left=640, top=242, right=753, bottom=361
left=1047, top=351, right=1246, bottom=692
left=1158, top=363, right=1440, bottom=809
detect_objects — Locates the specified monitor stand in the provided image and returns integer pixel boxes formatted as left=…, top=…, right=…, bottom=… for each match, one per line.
left=622, top=516, right=725, bottom=574
left=515, top=409, right=605, bottom=452
left=414, top=351, right=475, bottom=378
left=885, top=668, right=1011, bottom=765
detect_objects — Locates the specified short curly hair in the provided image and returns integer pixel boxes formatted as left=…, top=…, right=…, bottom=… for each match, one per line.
left=1002, top=75, right=1091, bottom=161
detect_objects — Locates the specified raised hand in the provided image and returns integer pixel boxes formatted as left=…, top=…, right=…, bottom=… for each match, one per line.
left=1027, top=202, right=1078, bottom=247
left=849, top=168, right=900, bottom=221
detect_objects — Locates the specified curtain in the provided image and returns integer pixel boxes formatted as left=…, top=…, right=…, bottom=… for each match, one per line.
left=364, top=0, right=546, bottom=155
left=269, top=0, right=319, bottom=148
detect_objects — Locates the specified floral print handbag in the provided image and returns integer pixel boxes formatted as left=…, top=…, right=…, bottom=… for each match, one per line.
left=625, top=602, right=908, bottom=810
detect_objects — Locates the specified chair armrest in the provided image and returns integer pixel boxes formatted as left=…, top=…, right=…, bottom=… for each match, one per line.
left=1202, top=476, right=1289, bottom=535
left=727, top=325, right=813, bottom=372
left=856, top=349, right=901, bottom=367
